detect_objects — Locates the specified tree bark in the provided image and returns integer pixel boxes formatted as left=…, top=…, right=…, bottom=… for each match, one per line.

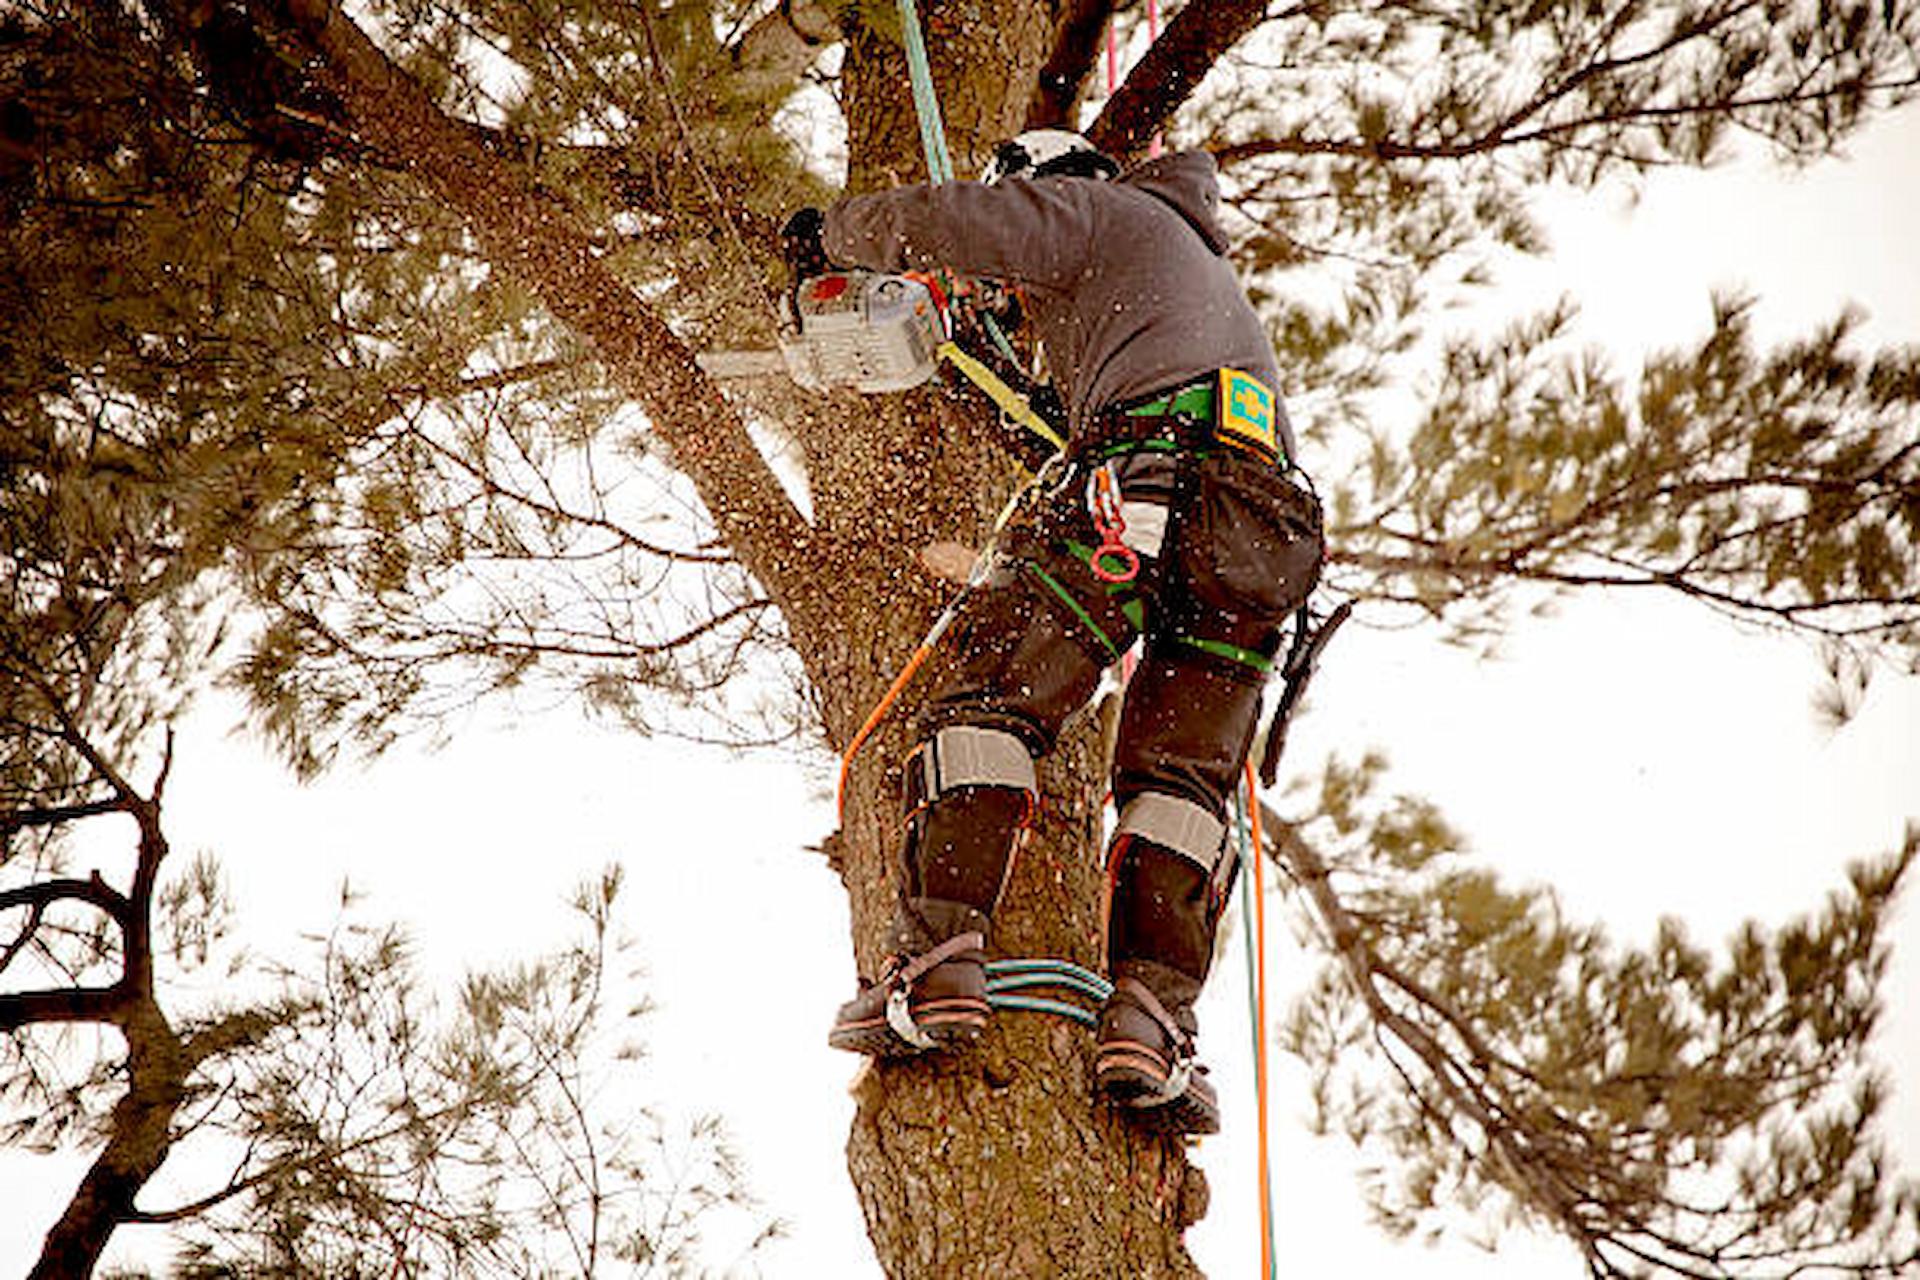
left=28, top=786, right=188, bottom=1278
left=31, top=1005, right=188, bottom=1280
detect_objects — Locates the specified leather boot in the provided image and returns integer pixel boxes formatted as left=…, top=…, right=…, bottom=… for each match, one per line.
left=828, top=898, right=992, bottom=1056
left=1095, top=959, right=1219, bottom=1134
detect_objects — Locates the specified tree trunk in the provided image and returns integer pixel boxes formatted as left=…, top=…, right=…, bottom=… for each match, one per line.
left=827, top=9, right=1208, bottom=1276
left=265, top=0, right=1212, bottom=1273
left=840, top=716, right=1207, bottom=1279
left=32, top=1004, right=186, bottom=1278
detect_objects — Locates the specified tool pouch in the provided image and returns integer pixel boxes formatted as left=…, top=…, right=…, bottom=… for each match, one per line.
left=1172, top=454, right=1324, bottom=623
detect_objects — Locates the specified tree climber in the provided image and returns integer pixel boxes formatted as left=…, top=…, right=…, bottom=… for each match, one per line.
left=787, top=130, right=1324, bottom=1135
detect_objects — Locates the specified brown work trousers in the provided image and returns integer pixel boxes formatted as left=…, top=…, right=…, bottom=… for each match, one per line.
left=903, top=445, right=1324, bottom=984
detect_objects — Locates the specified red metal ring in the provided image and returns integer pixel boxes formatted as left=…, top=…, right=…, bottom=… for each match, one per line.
left=1090, top=543, right=1140, bottom=584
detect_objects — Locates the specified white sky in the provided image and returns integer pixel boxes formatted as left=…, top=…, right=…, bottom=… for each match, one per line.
left=5, top=99, right=1918, bottom=1280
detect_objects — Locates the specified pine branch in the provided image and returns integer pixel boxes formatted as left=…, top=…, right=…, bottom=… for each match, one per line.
left=0, top=984, right=132, bottom=1032
left=256, top=0, right=826, bottom=647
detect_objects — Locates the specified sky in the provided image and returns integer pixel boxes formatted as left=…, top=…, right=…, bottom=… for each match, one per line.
left=4, top=92, right=1919, bottom=1280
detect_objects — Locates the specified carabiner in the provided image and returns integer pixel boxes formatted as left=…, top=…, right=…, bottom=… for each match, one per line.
left=1087, top=465, right=1140, bottom=584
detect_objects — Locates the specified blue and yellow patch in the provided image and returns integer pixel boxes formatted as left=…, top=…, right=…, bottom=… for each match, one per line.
left=1216, top=368, right=1279, bottom=461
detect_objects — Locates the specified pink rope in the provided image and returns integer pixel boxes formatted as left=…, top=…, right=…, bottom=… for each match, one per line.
left=1147, top=0, right=1163, bottom=157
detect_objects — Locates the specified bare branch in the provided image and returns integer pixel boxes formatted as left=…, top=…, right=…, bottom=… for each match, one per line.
left=0, top=984, right=131, bottom=1031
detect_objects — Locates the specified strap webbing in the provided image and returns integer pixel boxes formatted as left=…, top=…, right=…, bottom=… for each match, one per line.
left=1179, top=633, right=1276, bottom=674
left=1024, top=561, right=1121, bottom=661
left=915, top=725, right=1037, bottom=800
left=1116, top=793, right=1227, bottom=876
left=939, top=341, right=1067, bottom=453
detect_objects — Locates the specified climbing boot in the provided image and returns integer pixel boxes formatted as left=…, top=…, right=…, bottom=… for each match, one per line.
left=1095, top=962, right=1220, bottom=1135
left=828, top=899, right=992, bottom=1057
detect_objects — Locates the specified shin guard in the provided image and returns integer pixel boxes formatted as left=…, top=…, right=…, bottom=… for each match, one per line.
left=900, top=725, right=1038, bottom=916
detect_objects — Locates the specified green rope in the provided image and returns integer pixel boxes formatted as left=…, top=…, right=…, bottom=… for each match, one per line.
left=896, top=0, right=954, bottom=183
left=986, top=958, right=1113, bottom=1028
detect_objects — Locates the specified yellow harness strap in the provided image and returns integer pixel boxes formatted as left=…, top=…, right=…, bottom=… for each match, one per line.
left=937, top=341, right=1068, bottom=455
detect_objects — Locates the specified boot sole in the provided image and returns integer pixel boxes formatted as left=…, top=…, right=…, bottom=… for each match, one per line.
left=828, top=999, right=990, bottom=1057
left=1096, top=1041, right=1221, bottom=1135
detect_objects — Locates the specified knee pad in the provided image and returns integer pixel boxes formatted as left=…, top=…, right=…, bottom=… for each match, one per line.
left=900, top=726, right=1038, bottom=913
left=1105, top=792, right=1233, bottom=982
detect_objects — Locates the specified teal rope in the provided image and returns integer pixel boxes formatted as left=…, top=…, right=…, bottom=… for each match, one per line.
left=989, top=994, right=1096, bottom=1025
left=981, top=312, right=1022, bottom=363
left=985, top=958, right=1113, bottom=1028
left=895, top=0, right=1062, bottom=453
left=988, top=959, right=1113, bottom=1002
left=1233, top=789, right=1280, bottom=1280
left=895, top=0, right=954, bottom=183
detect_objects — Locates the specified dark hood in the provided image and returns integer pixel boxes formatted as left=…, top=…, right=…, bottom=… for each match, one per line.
left=1118, top=151, right=1229, bottom=255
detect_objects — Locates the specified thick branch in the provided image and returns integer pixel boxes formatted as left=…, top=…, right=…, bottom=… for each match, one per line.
left=1026, top=0, right=1113, bottom=130
left=0, top=797, right=128, bottom=834
left=262, top=0, right=825, bottom=642
left=0, top=984, right=132, bottom=1031
left=1086, top=0, right=1275, bottom=160
left=0, top=875, right=133, bottom=925
left=180, top=1007, right=284, bottom=1069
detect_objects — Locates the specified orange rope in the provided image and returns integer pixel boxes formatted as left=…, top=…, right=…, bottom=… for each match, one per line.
left=836, top=641, right=937, bottom=821
left=1245, top=760, right=1276, bottom=1279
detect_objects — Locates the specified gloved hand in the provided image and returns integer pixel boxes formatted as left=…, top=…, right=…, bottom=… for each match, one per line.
left=780, top=206, right=832, bottom=281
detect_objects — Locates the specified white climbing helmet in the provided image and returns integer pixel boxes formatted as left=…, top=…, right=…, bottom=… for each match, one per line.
left=980, top=129, right=1119, bottom=185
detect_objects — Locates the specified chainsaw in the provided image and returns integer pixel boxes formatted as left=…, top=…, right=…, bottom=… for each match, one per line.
left=697, top=270, right=948, bottom=394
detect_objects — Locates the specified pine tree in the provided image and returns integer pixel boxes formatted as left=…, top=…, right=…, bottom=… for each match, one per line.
left=5, top=1, right=1919, bottom=1275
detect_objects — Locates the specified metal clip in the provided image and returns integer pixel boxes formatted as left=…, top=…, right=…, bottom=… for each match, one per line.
left=1087, top=463, right=1139, bottom=584
left=885, top=986, right=938, bottom=1051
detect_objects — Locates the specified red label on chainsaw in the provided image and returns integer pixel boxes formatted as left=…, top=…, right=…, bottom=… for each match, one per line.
left=809, top=275, right=850, bottom=301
